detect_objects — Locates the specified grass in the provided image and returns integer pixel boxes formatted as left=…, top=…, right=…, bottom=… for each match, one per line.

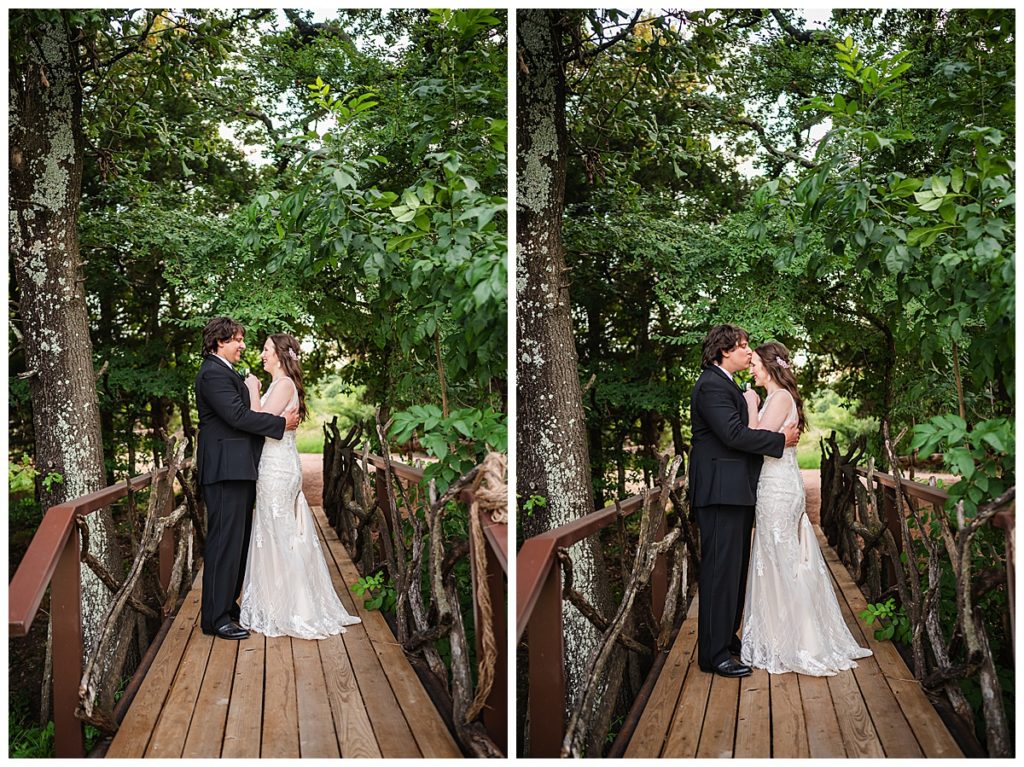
left=797, top=438, right=822, bottom=469
left=296, top=424, right=325, bottom=454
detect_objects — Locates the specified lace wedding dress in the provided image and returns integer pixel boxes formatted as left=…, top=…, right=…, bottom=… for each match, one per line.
left=239, top=378, right=361, bottom=639
left=740, top=390, right=871, bottom=675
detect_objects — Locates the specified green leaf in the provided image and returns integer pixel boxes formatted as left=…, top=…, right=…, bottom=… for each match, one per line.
left=951, top=167, right=964, bottom=193
left=332, top=167, right=356, bottom=190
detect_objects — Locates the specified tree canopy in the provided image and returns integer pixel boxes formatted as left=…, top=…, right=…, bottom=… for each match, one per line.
left=10, top=9, right=508, bottom=491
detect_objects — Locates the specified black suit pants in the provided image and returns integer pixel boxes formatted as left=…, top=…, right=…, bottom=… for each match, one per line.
left=200, top=480, right=257, bottom=632
left=695, top=503, right=755, bottom=668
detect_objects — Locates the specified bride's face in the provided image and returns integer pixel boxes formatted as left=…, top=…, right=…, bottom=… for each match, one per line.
left=261, top=338, right=280, bottom=372
left=750, top=352, right=771, bottom=387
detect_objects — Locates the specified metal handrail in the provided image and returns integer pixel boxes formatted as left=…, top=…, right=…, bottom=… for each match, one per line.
left=515, top=479, right=684, bottom=757
left=8, top=465, right=183, bottom=757
left=849, top=465, right=951, bottom=504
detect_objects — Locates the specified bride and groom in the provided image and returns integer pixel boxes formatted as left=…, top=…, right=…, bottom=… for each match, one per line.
left=194, top=316, right=360, bottom=641
left=688, top=324, right=870, bottom=678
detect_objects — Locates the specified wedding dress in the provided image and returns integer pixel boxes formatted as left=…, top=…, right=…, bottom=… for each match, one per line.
left=740, top=390, right=871, bottom=675
left=239, top=377, right=361, bottom=639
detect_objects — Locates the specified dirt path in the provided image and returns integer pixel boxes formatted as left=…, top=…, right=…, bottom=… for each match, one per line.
left=301, top=453, right=323, bottom=506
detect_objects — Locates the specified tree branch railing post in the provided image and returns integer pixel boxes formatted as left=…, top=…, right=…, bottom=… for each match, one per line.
left=516, top=478, right=685, bottom=757
left=834, top=461, right=1014, bottom=755
left=363, top=453, right=508, bottom=754
left=992, top=508, right=1015, bottom=654
left=8, top=465, right=186, bottom=757
left=159, top=484, right=175, bottom=598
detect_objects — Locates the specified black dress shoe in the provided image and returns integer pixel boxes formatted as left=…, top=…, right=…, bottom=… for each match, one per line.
left=213, top=622, right=250, bottom=640
left=707, top=658, right=753, bottom=678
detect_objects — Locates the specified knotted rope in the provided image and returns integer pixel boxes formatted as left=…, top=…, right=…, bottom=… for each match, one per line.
left=464, top=451, right=507, bottom=722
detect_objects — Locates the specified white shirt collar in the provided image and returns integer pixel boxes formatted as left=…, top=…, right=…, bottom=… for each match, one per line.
left=212, top=354, right=235, bottom=370
left=713, top=364, right=735, bottom=384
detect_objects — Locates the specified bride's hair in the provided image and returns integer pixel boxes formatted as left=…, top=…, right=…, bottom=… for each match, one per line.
left=269, top=333, right=308, bottom=423
left=755, top=342, right=805, bottom=430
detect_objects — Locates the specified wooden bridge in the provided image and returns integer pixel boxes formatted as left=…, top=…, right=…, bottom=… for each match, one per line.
left=623, top=526, right=962, bottom=758
left=9, top=454, right=503, bottom=758
left=107, top=507, right=459, bottom=758
left=518, top=476, right=972, bottom=758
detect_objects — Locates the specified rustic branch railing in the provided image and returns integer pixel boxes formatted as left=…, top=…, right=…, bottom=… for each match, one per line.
left=516, top=471, right=688, bottom=757
left=819, top=430, right=1015, bottom=756
left=366, top=452, right=509, bottom=754
left=8, top=462, right=188, bottom=757
left=321, top=417, right=508, bottom=756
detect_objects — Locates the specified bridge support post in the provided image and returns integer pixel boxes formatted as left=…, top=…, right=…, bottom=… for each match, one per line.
left=528, top=563, right=565, bottom=756
left=466, top=496, right=508, bottom=753
left=52, top=526, right=85, bottom=757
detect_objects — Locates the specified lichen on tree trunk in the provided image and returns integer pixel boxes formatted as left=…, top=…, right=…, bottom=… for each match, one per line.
left=516, top=10, right=626, bottom=753
left=10, top=11, right=130, bottom=713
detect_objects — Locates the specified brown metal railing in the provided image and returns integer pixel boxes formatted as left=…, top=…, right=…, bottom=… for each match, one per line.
left=8, top=466, right=182, bottom=758
left=367, top=454, right=509, bottom=753
left=516, top=480, right=682, bottom=757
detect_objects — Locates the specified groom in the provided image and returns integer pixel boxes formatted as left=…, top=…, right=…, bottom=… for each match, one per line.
left=688, top=324, right=799, bottom=677
left=195, top=316, right=300, bottom=640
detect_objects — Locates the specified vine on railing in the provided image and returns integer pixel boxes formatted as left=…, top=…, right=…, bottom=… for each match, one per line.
left=321, top=412, right=507, bottom=758
left=819, top=425, right=1014, bottom=757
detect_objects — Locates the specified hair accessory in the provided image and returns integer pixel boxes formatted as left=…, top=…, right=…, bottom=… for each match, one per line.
left=776, top=358, right=790, bottom=369
left=288, top=348, right=299, bottom=361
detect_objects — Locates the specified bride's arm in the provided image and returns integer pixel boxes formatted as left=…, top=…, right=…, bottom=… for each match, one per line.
left=261, top=378, right=296, bottom=416
left=756, top=391, right=794, bottom=432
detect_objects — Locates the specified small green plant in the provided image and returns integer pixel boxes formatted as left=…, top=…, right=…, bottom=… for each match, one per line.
left=351, top=572, right=397, bottom=612
left=9, top=696, right=55, bottom=758
left=9, top=453, right=63, bottom=494
left=521, top=494, right=547, bottom=516
left=860, top=597, right=912, bottom=644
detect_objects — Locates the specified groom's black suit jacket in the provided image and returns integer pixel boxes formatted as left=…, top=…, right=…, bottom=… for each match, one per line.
left=687, top=365, right=785, bottom=507
left=195, top=355, right=286, bottom=486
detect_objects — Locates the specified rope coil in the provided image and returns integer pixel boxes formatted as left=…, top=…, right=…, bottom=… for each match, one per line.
left=464, top=452, right=506, bottom=722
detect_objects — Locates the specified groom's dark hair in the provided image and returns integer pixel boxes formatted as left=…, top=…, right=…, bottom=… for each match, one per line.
left=701, top=324, right=748, bottom=369
left=202, top=316, right=245, bottom=356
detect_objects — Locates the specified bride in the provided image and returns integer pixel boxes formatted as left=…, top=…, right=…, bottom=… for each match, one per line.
left=739, top=342, right=871, bottom=675
left=238, top=332, right=361, bottom=639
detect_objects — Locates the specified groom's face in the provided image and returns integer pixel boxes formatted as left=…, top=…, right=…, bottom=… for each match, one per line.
left=720, top=338, right=752, bottom=373
left=217, top=332, right=246, bottom=364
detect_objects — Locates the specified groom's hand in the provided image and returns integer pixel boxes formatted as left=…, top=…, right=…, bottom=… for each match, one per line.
left=783, top=421, right=800, bottom=447
left=283, top=407, right=300, bottom=431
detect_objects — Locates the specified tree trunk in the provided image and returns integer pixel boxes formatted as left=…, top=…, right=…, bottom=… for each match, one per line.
left=518, top=10, right=621, bottom=750
left=10, top=12, right=128, bottom=696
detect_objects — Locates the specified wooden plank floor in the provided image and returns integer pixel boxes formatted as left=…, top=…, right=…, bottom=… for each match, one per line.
left=107, top=507, right=461, bottom=759
left=625, top=525, right=963, bottom=758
